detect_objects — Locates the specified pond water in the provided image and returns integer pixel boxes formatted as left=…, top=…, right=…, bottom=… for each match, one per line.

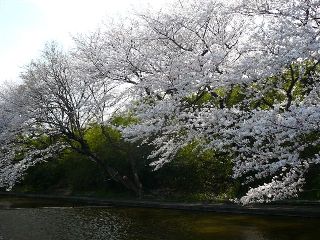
left=0, top=197, right=319, bottom=240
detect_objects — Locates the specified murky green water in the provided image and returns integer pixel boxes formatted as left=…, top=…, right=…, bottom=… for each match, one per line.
left=0, top=197, right=319, bottom=240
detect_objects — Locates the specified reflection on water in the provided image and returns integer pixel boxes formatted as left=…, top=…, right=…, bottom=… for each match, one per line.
left=0, top=197, right=319, bottom=240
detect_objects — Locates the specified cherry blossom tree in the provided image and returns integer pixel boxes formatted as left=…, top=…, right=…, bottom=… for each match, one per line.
left=0, top=43, right=144, bottom=195
left=75, top=0, right=320, bottom=203
left=0, top=84, right=64, bottom=189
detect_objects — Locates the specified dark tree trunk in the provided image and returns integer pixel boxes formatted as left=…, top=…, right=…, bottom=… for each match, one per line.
left=76, top=137, right=143, bottom=197
left=128, top=149, right=143, bottom=198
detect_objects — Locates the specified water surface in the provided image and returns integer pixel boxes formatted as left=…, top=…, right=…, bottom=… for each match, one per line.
left=0, top=197, right=319, bottom=240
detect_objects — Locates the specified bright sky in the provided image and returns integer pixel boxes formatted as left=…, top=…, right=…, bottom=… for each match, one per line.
left=0, top=0, right=171, bottom=85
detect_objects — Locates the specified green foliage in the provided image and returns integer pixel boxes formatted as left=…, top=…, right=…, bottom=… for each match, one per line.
left=111, top=114, right=139, bottom=127
left=16, top=159, right=64, bottom=192
left=155, top=142, right=234, bottom=196
left=300, top=166, right=320, bottom=200
left=84, top=124, right=118, bottom=160
left=225, top=85, right=246, bottom=108
left=84, top=124, right=146, bottom=178
left=16, top=149, right=105, bottom=193
left=59, top=150, right=104, bottom=191
left=184, top=85, right=246, bottom=111
left=299, top=132, right=320, bottom=159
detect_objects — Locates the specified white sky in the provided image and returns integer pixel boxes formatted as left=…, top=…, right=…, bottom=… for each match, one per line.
left=0, top=0, right=171, bottom=86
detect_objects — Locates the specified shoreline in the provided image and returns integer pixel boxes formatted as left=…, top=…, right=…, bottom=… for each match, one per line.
left=1, top=192, right=320, bottom=218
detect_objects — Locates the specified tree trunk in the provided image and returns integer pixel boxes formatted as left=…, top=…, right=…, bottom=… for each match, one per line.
left=75, top=138, right=142, bottom=196
left=99, top=126, right=144, bottom=197
left=128, top=151, right=143, bottom=198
